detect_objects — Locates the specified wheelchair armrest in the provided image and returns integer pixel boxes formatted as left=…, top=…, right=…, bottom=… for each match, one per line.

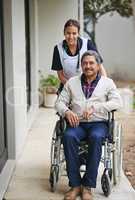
left=56, top=112, right=66, bottom=122
left=56, top=112, right=67, bottom=133
left=111, top=109, right=117, bottom=113
left=107, top=110, right=117, bottom=142
left=108, top=109, right=117, bottom=121
left=56, top=112, right=61, bottom=117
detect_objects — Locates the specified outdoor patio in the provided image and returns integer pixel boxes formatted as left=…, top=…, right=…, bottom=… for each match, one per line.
left=4, top=108, right=135, bottom=200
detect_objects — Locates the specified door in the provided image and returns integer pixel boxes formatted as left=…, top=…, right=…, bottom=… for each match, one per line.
left=0, top=0, right=7, bottom=172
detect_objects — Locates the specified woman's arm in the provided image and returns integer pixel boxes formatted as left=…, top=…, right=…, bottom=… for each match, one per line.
left=100, top=63, right=107, bottom=77
left=52, top=46, right=68, bottom=83
left=57, top=70, right=67, bottom=84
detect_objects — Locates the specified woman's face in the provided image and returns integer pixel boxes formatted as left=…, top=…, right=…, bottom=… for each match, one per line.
left=64, top=25, right=79, bottom=46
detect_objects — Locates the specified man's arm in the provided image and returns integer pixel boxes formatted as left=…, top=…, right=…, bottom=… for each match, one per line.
left=92, top=79, right=123, bottom=113
left=55, top=82, right=71, bottom=117
left=55, top=82, right=79, bottom=127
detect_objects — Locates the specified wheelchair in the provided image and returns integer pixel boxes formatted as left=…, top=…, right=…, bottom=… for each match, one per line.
left=49, top=110, right=123, bottom=197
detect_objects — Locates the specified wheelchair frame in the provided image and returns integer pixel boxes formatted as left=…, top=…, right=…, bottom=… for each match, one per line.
left=49, top=110, right=123, bottom=197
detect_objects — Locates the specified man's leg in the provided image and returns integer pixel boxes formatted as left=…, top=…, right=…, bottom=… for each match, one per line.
left=63, top=125, right=87, bottom=187
left=82, top=122, right=108, bottom=188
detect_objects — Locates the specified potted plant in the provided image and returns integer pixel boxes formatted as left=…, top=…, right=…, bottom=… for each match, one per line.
left=39, top=73, right=60, bottom=107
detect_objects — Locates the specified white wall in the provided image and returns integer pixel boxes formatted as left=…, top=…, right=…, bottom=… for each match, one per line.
left=11, top=0, right=27, bottom=158
left=11, top=0, right=39, bottom=158
left=27, top=0, right=39, bottom=130
left=8, top=0, right=80, bottom=159
left=38, top=0, right=78, bottom=75
left=96, top=13, right=135, bottom=81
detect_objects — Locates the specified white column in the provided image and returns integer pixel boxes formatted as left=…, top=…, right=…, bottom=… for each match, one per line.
left=78, top=0, right=84, bottom=36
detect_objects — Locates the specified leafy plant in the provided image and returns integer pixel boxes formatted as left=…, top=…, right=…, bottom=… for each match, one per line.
left=84, top=0, right=133, bottom=43
left=39, top=73, right=60, bottom=94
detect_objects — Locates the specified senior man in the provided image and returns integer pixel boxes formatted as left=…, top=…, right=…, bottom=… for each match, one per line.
left=55, top=50, right=122, bottom=200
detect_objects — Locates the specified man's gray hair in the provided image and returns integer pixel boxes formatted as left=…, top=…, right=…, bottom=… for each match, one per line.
left=81, top=50, right=101, bottom=64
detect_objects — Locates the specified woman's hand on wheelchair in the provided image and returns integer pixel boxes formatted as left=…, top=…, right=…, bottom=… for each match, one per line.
left=65, top=110, right=79, bottom=127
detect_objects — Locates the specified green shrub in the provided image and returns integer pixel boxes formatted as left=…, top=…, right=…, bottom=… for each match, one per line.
left=39, top=73, right=60, bottom=94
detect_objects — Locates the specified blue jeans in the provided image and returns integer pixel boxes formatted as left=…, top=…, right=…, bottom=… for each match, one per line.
left=63, top=121, right=108, bottom=188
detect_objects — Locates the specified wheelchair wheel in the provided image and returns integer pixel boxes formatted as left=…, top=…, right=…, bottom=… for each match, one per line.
left=108, top=168, right=112, bottom=181
left=101, top=169, right=111, bottom=197
left=51, top=121, right=62, bottom=166
left=112, top=121, right=123, bottom=185
left=49, top=165, right=59, bottom=192
left=50, top=119, right=65, bottom=192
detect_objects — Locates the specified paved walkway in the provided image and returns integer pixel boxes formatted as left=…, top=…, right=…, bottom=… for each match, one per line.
left=4, top=108, right=135, bottom=200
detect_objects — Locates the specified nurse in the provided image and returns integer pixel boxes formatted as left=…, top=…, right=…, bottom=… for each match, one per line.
left=51, top=19, right=107, bottom=92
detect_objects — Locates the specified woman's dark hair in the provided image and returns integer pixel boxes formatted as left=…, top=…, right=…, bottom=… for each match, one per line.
left=64, top=19, right=80, bottom=33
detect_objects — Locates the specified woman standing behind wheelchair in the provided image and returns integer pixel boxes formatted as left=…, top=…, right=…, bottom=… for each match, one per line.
left=51, top=19, right=107, bottom=93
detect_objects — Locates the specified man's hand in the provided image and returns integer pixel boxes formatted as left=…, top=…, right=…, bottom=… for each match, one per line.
left=65, top=110, right=79, bottom=127
left=83, top=106, right=95, bottom=120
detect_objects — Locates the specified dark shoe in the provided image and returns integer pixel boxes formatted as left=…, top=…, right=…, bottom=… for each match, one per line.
left=82, top=187, right=93, bottom=200
left=64, top=186, right=81, bottom=200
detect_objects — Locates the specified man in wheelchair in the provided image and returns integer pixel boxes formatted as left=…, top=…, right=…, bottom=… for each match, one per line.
left=55, top=50, right=122, bottom=200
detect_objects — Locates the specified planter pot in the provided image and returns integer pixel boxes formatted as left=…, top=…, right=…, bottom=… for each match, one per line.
left=44, top=92, right=57, bottom=108
left=39, top=90, right=44, bottom=107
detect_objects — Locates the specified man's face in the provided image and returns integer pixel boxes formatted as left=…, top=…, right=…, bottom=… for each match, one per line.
left=81, top=55, right=99, bottom=78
